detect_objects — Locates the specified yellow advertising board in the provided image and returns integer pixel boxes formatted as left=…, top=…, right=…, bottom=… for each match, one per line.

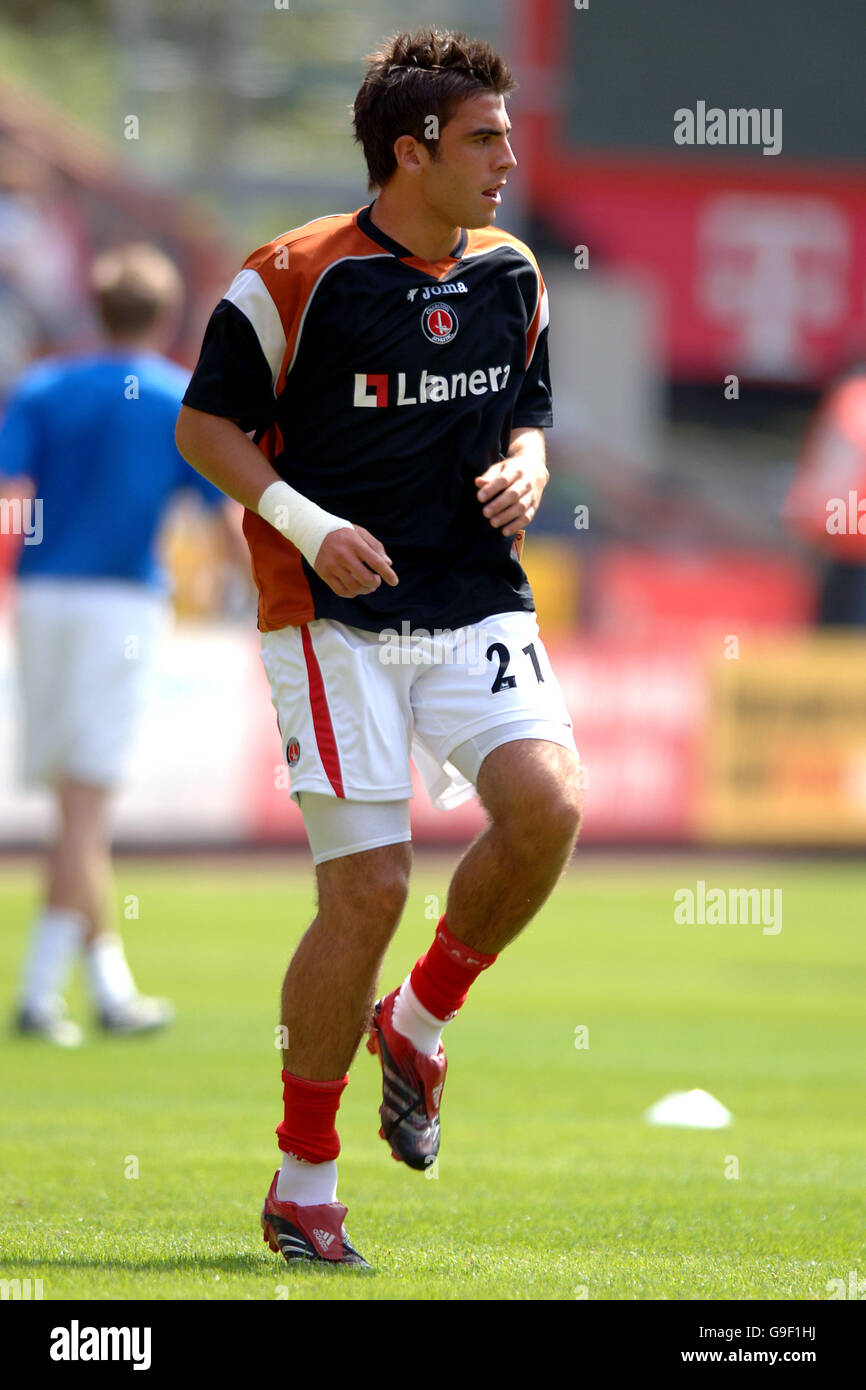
left=702, top=634, right=866, bottom=844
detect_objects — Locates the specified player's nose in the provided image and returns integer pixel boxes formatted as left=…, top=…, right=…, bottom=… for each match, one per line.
left=498, top=139, right=517, bottom=173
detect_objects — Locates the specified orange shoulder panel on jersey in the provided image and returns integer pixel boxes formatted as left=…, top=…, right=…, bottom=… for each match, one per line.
left=463, top=225, right=548, bottom=369
left=242, top=214, right=381, bottom=406
left=235, top=215, right=386, bottom=631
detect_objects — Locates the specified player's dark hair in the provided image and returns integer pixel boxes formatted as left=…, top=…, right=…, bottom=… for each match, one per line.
left=353, top=29, right=516, bottom=192
left=90, top=243, right=183, bottom=338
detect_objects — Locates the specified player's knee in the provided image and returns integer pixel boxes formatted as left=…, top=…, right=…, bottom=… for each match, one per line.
left=361, top=856, right=411, bottom=926
left=497, top=762, right=584, bottom=852
left=532, top=777, right=583, bottom=849
left=319, top=843, right=411, bottom=930
left=551, top=775, right=584, bottom=843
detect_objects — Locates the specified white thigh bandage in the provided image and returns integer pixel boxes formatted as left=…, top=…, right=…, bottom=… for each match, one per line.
left=298, top=792, right=412, bottom=865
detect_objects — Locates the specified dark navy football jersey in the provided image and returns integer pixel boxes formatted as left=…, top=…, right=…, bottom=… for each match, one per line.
left=183, top=201, right=552, bottom=633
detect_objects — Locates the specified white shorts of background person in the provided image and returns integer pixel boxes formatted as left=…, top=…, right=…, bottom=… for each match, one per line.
left=260, top=609, right=578, bottom=864
left=15, top=577, right=167, bottom=787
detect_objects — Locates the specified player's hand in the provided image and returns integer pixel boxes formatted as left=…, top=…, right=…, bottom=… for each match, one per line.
left=313, top=524, right=398, bottom=598
left=475, top=453, right=549, bottom=538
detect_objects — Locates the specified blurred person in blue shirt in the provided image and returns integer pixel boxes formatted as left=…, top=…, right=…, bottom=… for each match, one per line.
left=0, top=243, right=237, bottom=1044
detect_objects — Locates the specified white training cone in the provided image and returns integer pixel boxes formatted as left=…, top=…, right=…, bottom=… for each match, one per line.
left=644, top=1088, right=733, bottom=1129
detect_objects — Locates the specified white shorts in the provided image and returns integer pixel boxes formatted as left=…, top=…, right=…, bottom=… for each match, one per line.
left=260, top=609, right=578, bottom=816
left=15, top=578, right=166, bottom=788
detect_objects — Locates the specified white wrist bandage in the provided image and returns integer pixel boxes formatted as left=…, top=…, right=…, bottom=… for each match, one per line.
left=257, top=480, right=352, bottom=570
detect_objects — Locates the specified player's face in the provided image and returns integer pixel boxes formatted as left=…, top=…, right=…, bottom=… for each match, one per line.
left=423, top=92, right=517, bottom=229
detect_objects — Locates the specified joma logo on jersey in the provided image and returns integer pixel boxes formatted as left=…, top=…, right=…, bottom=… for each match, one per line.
left=423, top=280, right=467, bottom=300
left=406, top=281, right=468, bottom=302
left=354, top=364, right=511, bottom=408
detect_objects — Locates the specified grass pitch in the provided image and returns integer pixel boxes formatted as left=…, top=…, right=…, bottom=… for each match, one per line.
left=1, top=853, right=864, bottom=1301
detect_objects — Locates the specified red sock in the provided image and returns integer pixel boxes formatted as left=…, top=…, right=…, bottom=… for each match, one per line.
left=409, top=916, right=497, bottom=1022
left=276, top=1070, right=348, bottom=1164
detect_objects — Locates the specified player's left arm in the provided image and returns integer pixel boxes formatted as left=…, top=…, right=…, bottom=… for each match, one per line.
left=474, top=426, right=549, bottom=539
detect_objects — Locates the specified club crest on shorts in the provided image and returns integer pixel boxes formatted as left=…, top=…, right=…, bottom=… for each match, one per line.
left=286, top=737, right=301, bottom=766
left=422, top=303, right=458, bottom=344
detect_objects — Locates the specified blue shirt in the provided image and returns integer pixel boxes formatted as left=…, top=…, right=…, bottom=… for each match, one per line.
left=0, top=351, right=224, bottom=587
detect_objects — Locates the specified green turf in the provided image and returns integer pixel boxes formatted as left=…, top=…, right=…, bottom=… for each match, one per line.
left=1, top=855, right=864, bottom=1301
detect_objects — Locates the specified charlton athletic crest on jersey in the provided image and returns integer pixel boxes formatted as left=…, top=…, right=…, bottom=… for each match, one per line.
left=422, top=303, right=459, bottom=344
left=286, top=738, right=301, bottom=766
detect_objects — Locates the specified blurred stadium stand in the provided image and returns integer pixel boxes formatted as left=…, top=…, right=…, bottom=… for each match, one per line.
left=1, top=0, right=865, bottom=850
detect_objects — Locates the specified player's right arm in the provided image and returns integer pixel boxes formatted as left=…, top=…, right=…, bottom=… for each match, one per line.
left=175, top=405, right=396, bottom=597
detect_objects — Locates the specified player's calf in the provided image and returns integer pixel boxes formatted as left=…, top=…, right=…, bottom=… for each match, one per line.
left=280, top=842, right=412, bottom=1078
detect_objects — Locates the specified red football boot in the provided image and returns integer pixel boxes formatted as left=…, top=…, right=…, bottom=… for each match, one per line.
left=366, top=990, right=447, bottom=1171
left=260, top=1172, right=370, bottom=1268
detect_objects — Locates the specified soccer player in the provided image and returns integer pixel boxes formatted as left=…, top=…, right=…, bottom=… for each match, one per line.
left=1, top=243, right=236, bottom=1046
left=176, top=29, right=584, bottom=1268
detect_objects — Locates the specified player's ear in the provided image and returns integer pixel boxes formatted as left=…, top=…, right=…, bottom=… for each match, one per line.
left=392, top=134, right=425, bottom=177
